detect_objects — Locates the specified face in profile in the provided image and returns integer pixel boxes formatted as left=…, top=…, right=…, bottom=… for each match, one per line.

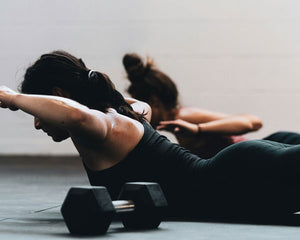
left=34, top=117, right=70, bottom=142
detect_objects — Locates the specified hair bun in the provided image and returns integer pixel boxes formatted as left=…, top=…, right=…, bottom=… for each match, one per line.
left=123, top=53, right=146, bottom=82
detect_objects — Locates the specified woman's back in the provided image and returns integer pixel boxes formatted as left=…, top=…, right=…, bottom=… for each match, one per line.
left=83, top=120, right=211, bottom=215
left=70, top=108, right=145, bottom=171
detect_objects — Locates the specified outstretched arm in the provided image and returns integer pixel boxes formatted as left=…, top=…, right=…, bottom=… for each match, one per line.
left=0, top=86, right=109, bottom=139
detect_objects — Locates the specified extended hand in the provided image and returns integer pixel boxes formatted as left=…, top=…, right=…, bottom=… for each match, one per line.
left=156, top=119, right=199, bottom=136
left=0, top=86, right=19, bottom=111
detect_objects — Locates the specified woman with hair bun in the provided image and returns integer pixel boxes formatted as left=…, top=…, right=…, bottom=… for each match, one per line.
left=123, top=53, right=300, bottom=158
left=2, top=50, right=300, bottom=218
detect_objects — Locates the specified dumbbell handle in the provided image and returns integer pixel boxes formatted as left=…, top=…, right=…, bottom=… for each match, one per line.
left=113, top=200, right=135, bottom=213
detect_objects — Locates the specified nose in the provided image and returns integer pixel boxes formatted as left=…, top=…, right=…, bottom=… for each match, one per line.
left=34, top=117, right=41, bottom=130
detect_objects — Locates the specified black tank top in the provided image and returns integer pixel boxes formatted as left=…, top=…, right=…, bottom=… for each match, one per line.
left=83, top=122, right=211, bottom=202
left=83, top=122, right=300, bottom=217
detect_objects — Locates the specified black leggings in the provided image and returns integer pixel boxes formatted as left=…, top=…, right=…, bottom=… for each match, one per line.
left=263, top=131, right=300, bottom=145
left=177, top=137, right=300, bottom=218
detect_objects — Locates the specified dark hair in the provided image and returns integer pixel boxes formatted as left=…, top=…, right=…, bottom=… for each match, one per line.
left=123, top=53, right=179, bottom=110
left=20, top=50, right=145, bottom=122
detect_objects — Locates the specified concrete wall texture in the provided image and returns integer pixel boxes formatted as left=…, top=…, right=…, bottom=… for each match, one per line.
left=1, top=0, right=300, bottom=154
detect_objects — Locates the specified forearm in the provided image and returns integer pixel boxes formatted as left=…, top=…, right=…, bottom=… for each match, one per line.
left=159, top=110, right=262, bottom=136
left=12, top=94, right=87, bottom=128
left=198, top=116, right=260, bottom=135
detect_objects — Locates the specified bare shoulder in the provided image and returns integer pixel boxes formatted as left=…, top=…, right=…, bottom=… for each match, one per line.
left=176, top=107, right=229, bottom=123
left=105, top=109, right=144, bottom=135
left=68, top=108, right=112, bottom=141
left=86, top=108, right=113, bottom=129
left=88, top=108, right=111, bottom=120
left=70, top=108, right=144, bottom=145
left=70, top=109, right=145, bottom=171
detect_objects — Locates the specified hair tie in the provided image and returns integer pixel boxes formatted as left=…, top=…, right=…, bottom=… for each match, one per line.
left=88, top=70, right=95, bottom=78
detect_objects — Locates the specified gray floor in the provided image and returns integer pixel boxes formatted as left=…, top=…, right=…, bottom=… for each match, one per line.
left=1, top=156, right=300, bottom=240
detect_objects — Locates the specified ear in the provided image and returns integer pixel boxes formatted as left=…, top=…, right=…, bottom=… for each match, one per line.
left=52, top=87, right=71, bottom=98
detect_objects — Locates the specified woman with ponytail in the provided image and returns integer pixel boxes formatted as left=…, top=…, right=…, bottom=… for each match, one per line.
left=123, top=53, right=300, bottom=158
left=22, top=51, right=148, bottom=123
left=2, top=50, right=300, bottom=218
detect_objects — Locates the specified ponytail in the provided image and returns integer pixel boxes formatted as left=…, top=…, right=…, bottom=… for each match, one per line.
left=87, top=71, right=145, bottom=121
left=21, top=50, right=146, bottom=122
left=123, top=53, right=179, bottom=110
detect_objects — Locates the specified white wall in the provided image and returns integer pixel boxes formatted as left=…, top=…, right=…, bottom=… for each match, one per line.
left=1, top=0, right=300, bottom=155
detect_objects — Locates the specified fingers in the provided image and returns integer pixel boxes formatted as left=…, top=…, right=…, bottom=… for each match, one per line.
left=157, top=120, right=180, bottom=128
left=156, top=125, right=165, bottom=130
left=0, top=101, right=18, bottom=111
left=156, top=123, right=177, bottom=133
left=156, top=125, right=174, bottom=132
left=174, top=127, right=181, bottom=133
left=0, top=101, right=8, bottom=108
left=157, top=122, right=174, bottom=129
left=9, top=106, right=19, bottom=111
left=159, top=120, right=179, bottom=125
left=157, top=119, right=184, bottom=132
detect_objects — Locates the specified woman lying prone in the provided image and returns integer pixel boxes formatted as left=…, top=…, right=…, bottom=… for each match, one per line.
left=1, top=50, right=300, bottom=218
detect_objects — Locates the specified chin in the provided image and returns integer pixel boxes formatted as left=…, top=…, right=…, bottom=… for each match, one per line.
left=52, top=138, right=63, bottom=142
left=51, top=136, right=68, bottom=142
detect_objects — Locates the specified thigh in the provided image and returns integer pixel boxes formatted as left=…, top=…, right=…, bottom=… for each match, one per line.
left=191, top=140, right=300, bottom=216
left=208, top=140, right=284, bottom=173
left=198, top=140, right=300, bottom=193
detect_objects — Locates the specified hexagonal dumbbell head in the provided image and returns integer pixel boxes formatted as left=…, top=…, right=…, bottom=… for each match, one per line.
left=117, top=182, right=168, bottom=229
left=61, top=186, right=116, bottom=235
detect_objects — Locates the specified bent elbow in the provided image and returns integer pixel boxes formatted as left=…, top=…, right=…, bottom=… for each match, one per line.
left=240, top=114, right=263, bottom=132
left=253, top=120, right=263, bottom=131
left=248, top=116, right=263, bottom=131
left=250, top=116, right=263, bottom=131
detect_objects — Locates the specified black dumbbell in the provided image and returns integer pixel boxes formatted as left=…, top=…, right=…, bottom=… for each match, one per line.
left=61, top=182, right=168, bottom=235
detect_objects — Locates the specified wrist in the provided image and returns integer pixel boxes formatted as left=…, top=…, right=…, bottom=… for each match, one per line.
left=11, top=93, right=20, bottom=105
